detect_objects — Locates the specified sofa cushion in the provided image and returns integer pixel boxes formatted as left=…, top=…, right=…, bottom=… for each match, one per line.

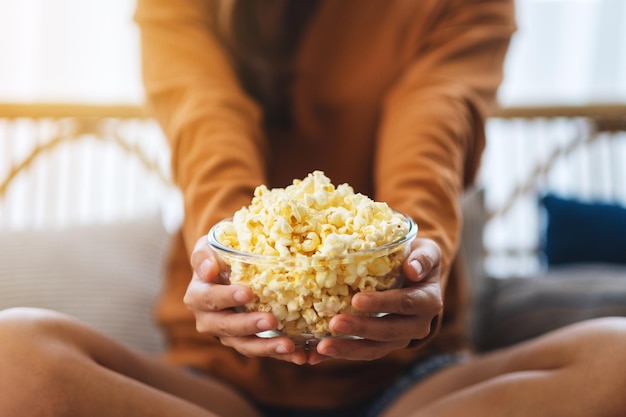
left=0, top=215, right=171, bottom=354
left=473, top=264, right=626, bottom=351
left=541, top=194, right=626, bottom=266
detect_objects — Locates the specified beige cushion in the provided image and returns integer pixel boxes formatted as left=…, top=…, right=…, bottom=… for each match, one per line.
left=0, top=215, right=171, bottom=354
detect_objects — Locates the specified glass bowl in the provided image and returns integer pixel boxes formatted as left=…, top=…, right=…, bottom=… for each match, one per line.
left=207, top=212, right=417, bottom=348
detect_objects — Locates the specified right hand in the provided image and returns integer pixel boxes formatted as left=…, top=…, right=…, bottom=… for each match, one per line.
left=184, top=236, right=308, bottom=364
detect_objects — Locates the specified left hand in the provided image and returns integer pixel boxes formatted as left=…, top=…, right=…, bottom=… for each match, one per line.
left=308, top=237, right=443, bottom=364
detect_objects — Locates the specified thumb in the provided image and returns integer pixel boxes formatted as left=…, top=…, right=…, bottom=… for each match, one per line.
left=190, top=236, right=221, bottom=282
left=403, top=238, right=441, bottom=283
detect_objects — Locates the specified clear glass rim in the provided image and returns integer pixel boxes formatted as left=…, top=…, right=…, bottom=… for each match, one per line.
left=207, top=211, right=417, bottom=264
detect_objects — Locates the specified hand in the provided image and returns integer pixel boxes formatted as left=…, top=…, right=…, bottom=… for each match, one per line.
left=308, top=237, right=443, bottom=365
left=184, top=236, right=308, bottom=365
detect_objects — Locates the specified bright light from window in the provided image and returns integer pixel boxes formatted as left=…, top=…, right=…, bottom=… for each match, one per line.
left=0, top=0, right=143, bottom=104
left=0, top=0, right=624, bottom=106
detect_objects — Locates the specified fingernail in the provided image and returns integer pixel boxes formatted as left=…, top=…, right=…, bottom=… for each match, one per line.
left=308, top=356, right=327, bottom=366
left=322, top=346, right=338, bottom=357
left=308, top=357, right=321, bottom=365
left=233, top=290, right=248, bottom=304
left=256, top=319, right=272, bottom=331
left=198, top=259, right=214, bottom=279
left=293, top=356, right=307, bottom=365
left=410, top=259, right=423, bottom=278
left=275, top=344, right=289, bottom=354
left=332, top=320, right=351, bottom=335
left=354, top=293, right=373, bottom=310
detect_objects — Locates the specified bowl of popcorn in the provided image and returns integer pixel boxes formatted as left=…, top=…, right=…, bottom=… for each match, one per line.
left=207, top=171, right=417, bottom=347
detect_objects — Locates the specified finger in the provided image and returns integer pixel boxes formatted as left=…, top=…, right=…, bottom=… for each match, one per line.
left=194, top=309, right=278, bottom=337
left=307, top=350, right=333, bottom=365
left=403, top=238, right=441, bottom=282
left=328, top=312, right=434, bottom=342
left=184, top=275, right=254, bottom=311
left=219, top=335, right=307, bottom=365
left=190, top=238, right=221, bottom=283
left=314, top=337, right=407, bottom=362
left=351, top=283, right=443, bottom=317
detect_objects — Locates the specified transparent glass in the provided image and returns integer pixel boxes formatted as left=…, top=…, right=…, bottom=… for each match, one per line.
left=207, top=212, right=417, bottom=348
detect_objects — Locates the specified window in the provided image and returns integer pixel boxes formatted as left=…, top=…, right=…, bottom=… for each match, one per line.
left=0, top=0, right=142, bottom=104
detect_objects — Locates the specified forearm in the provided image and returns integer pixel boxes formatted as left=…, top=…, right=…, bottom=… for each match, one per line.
left=375, top=0, right=515, bottom=282
left=136, top=0, right=268, bottom=252
left=375, top=85, right=480, bottom=280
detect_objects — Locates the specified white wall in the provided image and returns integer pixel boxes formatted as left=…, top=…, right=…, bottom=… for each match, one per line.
left=499, top=0, right=626, bottom=106
left=0, top=0, right=143, bottom=104
left=1, top=0, right=625, bottom=105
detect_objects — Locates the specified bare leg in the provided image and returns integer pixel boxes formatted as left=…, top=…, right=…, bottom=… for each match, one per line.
left=383, top=317, right=626, bottom=417
left=0, top=307, right=262, bottom=417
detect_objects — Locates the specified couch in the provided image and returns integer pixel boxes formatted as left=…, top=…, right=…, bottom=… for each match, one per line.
left=1, top=103, right=625, bottom=356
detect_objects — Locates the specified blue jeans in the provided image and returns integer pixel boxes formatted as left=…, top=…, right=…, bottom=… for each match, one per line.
left=255, top=352, right=466, bottom=417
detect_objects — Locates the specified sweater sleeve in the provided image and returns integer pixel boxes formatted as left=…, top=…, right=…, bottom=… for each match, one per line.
left=135, top=0, right=268, bottom=254
left=375, top=0, right=515, bottom=282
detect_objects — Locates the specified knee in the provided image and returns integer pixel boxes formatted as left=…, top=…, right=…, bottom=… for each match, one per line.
left=0, top=306, right=85, bottom=364
left=0, top=306, right=50, bottom=341
left=518, top=317, right=626, bottom=378
left=0, top=306, right=73, bottom=363
left=0, top=307, right=73, bottom=346
left=564, top=317, right=626, bottom=363
left=0, top=308, right=79, bottom=415
left=574, top=317, right=626, bottom=407
left=576, top=316, right=626, bottom=347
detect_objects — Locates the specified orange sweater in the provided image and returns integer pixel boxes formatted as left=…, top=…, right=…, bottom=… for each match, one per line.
left=136, top=0, right=515, bottom=409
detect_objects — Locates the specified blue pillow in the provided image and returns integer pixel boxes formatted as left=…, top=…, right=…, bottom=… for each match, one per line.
left=540, top=194, right=626, bottom=266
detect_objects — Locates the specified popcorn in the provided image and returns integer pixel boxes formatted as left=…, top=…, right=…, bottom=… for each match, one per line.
left=211, top=171, right=416, bottom=338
